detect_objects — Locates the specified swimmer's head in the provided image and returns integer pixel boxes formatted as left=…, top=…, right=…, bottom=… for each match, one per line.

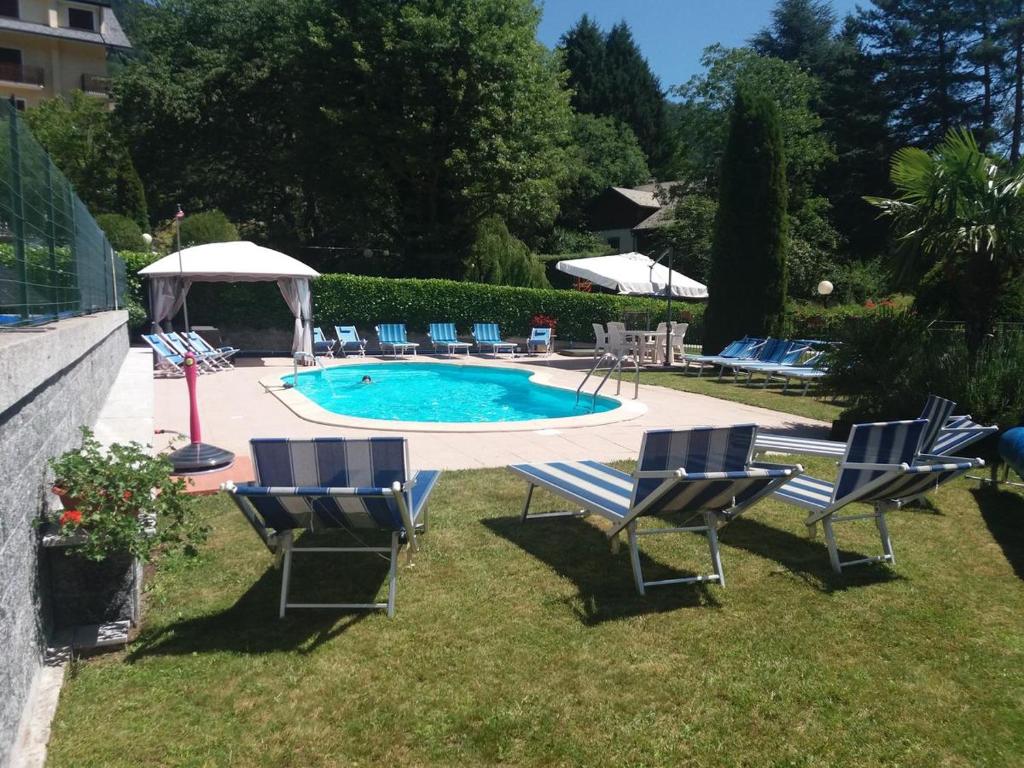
left=361, top=375, right=373, bottom=383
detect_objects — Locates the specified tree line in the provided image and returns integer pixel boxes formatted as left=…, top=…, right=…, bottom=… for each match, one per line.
left=23, top=0, right=1024, bottom=305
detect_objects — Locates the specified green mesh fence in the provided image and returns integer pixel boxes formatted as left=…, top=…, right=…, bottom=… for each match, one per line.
left=0, top=100, right=125, bottom=326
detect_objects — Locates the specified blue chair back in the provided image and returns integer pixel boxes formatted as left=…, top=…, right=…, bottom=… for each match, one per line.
left=377, top=324, right=409, bottom=344
left=632, top=425, right=758, bottom=511
left=834, top=420, right=926, bottom=503
left=473, top=323, right=502, bottom=342
left=184, top=331, right=215, bottom=354
left=313, top=327, right=328, bottom=344
left=335, top=326, right=363, bottom=345
left=429, top=322, right=459, bottom=342
left=143, top=334, right=183, bottom=363
left=717, top=337, right=749, bottom=357
left=918, top=395, right=957, bottom=453
left=249, top=437, right=411, bottom=531
left=529, top=328, right=552, bottom=344
left=751, top=338, right=789, bottom=364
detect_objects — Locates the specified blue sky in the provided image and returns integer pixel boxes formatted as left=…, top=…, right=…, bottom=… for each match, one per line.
left=537, top=0, right=864, bottom=91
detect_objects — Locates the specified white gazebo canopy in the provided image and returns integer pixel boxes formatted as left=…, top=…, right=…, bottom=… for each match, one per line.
left=138, top=241, right=321, bottom=355
left=556, top=252, right=708, bottom=299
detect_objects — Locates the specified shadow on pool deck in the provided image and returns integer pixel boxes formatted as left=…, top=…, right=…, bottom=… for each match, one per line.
left=482, top=515, right=720, bottom=625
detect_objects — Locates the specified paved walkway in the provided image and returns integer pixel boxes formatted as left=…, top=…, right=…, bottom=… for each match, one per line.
left=152, top=353, right=829, bottom=472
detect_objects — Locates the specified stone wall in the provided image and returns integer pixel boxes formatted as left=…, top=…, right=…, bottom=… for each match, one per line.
left=0, top=311, right=128, bottom=766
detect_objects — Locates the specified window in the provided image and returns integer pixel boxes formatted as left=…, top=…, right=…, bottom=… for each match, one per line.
left=67, top=7, right=95, bottom=31
left=13, top=98, right=25, bottom=111
left=606, top=237, right=621, bottom=252
left=0, top=1, right=18, bottom=19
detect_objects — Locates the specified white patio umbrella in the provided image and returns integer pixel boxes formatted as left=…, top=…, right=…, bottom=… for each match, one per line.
left=555, top=252, right=708, bottom=298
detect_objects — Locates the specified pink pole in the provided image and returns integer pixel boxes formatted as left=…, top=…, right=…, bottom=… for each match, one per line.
left=183, top=353, right=201, bottom=444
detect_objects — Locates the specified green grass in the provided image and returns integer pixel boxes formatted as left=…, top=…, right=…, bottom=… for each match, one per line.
left=639, top=368, right=844, bottom=423
left=48, top=461, right=1024, bottom=767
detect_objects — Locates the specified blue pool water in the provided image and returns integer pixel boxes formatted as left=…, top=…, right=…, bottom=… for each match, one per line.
left=286, top=363, right=620, bottom=423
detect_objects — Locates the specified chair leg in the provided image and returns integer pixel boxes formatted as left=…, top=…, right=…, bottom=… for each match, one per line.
left=627, top=521, right=645, bottom=595
left=278, top=531, right=294, bottom=618
left=875, top=506, right=895, bottom=565
left=704, top=512, right=725, bottom=587
left=822, top=516, right=842, bottom=573
left=386, top=532, right=399, bottom=618
left=519, top=483, right=536, bottom=523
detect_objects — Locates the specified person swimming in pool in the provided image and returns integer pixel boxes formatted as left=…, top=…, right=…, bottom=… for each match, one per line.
left=361, top=375, right=373, bottom=384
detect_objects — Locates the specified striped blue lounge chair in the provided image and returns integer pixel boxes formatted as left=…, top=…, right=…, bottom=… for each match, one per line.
left=684, top=337, right=766, bottom=377
left=761, top=351, right=828, bottom=394
left=755, top=395, right=997, bottom=458
left=428, top=322, right=471, bottom=356
left=184, top=331, right=239, bottom=367
left=718, top=338, right=799, bottom=382
left=312, top=327, right=336, bottom=358
left=509, top=425, right=803, bottom=592
left=163, top=331, right=224, bottom=372
left=771, top=419, right=983, bottom=573
left=730, top=341, right=812, bottom=384
left=142, top=333, right=186, bottom=376
left=472, top=323, right=516, bottom=357
left=224, top=437, right=441, bottom=618
left=376, top=324, right=418, bottom=357
left=333, top=325, right=367, bottom=357
left=527, top=327, right=553, bottom=356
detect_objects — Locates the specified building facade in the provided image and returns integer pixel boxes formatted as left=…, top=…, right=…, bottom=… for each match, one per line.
left=0, top=0, right=130, bottom=109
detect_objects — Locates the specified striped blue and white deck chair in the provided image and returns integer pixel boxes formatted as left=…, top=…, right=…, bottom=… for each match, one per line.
left=731, top=341, right=812, bottom=385
left=375, top=324, right=418, bottom=357
left=718, top=338, right=794, bottom=381
left=509, top=425, right=803, bottom=593
left=184, top=331, right=239, bottom=367
left=684, top=337, right=766, bottom=377
left=472, top=322, right=517, bottom=357
left=771, top=419, right=983, bottom=573
left=527, top=327, right=553, bottom=356
left=428, top=322, right=471, bottom=356
left=142, top=333, right=185, bottom=376
left=333, top=325, right=367, bottom=357
left=163, top=331, right=223, bottom=372
left=312, top=327, right=336, bottom=358
left=224, top=437, right=441, bottom=618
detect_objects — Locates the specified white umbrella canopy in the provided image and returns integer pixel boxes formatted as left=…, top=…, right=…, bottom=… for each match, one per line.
left=138, top=241, right=320, bottom=281
left=556, top=252, right=708, bottom=299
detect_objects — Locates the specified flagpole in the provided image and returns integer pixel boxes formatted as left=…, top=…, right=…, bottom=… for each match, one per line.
left=175, top=204, right=189, bottom=332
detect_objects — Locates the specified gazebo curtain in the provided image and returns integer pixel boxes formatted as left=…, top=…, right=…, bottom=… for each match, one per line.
left=148, top=275, right=313, bottom=356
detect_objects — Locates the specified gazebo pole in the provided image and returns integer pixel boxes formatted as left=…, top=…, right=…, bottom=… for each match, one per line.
left=663, top=248, right=674, bottom=367
left=175, top=204, right=190, bottom=332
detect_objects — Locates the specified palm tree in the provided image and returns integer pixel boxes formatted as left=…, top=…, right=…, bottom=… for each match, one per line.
left=865, top=128, right=1024, bottom=363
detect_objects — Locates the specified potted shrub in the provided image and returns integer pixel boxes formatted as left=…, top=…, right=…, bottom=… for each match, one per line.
left=43, top=428, right=207, bottom=631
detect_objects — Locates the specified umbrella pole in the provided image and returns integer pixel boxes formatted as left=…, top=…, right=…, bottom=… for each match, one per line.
left=175, top=204, right=190, bottom=333
left=663, top=247, right=673, bottom=367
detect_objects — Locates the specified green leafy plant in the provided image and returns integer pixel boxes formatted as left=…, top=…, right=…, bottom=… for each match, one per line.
left=47, top=428, right=207, bottom=562
left=96, top=213, right=146, bottom=252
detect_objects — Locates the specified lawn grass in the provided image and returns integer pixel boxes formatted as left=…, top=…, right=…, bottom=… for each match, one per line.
left=638, top=367, right=843, bottom=423
left=47, top=460, right=1024, bottom=767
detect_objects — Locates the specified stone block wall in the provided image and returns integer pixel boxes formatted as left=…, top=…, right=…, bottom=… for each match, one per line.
left=0, top=311, right=128, bottom=765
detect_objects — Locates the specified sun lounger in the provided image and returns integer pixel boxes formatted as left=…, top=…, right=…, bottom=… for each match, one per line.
left=428, top=322, right=472, bottom=356
left=141, top=333, right=186, bottom=376
left=683, top=337, right=765, bottom=377
left=472, top=323, right=517, bottom=357
left=223, top=437, right=441, bottom=618
left=376, top=324, right=419, bottom=357
left=770, top=419, right=983, bottom=572
left=313, top=327, right=336, bottom=358
left=509, top=425, right=802, bottom=592
left=162, top=331, right=223, bottom=372
left=184, top=331, right=238, bottom=367
left=527, top=327, right=553, bottom=356
left=333, top=326, right=367, bottom=357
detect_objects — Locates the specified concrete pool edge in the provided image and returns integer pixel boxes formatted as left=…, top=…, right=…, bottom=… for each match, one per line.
left=259, top=359, right=648, bottom=433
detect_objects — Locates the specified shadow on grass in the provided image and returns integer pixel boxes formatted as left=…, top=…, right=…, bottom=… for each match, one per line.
left=128, top=532, right=394, bottom=660
left=482, top=516, right=719, bottom=626
left=972, top=486, right=1024, bottom=580
left=719, top=517, right=902, bottom=592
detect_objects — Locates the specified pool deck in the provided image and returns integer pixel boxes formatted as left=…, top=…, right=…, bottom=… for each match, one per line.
left=153, top=353, right=830, bottom=472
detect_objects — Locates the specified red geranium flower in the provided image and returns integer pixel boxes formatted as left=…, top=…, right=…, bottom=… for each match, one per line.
left=122, top=490, right=133, bottom=501
left=60, top=510, right=83, bottom=527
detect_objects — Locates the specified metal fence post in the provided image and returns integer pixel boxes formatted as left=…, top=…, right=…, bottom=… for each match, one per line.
left=7, top=102, right=28, bottom=320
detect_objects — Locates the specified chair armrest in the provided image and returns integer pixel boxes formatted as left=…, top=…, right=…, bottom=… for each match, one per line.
left=751, top=460, right=805, bottom=474
left=230, top=484, right=394, bottom=497
left=910, top=456, right=984, bottom=471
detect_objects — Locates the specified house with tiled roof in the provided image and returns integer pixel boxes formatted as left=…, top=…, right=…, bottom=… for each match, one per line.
left=0, top=0, right=131, bottom=110
left=587, top=181, right=684, bottom=254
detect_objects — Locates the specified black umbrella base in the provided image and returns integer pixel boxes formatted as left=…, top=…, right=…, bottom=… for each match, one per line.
left=168, top=442, right=235, bottom=474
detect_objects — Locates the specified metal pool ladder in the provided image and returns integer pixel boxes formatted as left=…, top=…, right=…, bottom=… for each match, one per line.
left=576, top=350, right=640, bottom=408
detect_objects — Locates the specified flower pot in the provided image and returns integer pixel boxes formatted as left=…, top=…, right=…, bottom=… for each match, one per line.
left=51, top=485, right=83, bottom=511
left=45, top=545, right=142, bottom=630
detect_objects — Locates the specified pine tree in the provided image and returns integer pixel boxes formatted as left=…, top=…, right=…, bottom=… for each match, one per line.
left=560, top=15, right=607, bottom=115
left=704, top=89, right=788, bottom=352
left=750, top=0, right=839, bottom=73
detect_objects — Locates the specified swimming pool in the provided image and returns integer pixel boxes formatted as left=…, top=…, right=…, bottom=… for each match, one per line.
left=284, top=362, right=620, bottom=423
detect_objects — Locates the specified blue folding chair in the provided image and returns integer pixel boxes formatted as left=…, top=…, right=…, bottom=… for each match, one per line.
left=184, top=331, right=239, bottom=367
left=428, top=322, right=472, bottom=356
left=771, top=419, right=983, bottom=572
left=472, top=322, right=517, bottom=357
left=333, top=325, right=367, bottom=357
left=684, top=337, right=766, bottom=377
left=509, top=425, right=802, bottom=592
left=141, top=333, right=185, bottom=376
left=224, top=437, right=441, bottom=618
left=312, top=327, right=336, bottom=358
left=527, top=327, right=553, bottom=356
left=376, top=324, right=419, bottom=357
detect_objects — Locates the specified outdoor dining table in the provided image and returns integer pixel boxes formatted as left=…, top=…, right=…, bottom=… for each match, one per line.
left=622, top=330, right=674, bottom=365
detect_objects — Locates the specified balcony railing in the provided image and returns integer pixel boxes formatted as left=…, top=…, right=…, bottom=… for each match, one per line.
left=81, top=73, right=111, bottom=95
left=0, top=63, right=44, bottom=87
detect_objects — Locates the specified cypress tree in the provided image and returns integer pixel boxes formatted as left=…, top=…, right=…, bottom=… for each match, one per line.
left=703, top=88, right=788, bottom=353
